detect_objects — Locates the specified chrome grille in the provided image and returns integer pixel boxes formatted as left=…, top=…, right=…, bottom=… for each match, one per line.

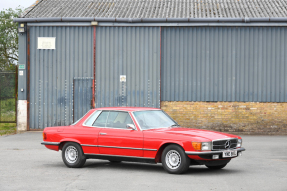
left=212, top=139, right=238, bottom=150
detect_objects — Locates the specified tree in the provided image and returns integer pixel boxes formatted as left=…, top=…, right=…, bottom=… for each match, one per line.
left=0, top=7, right=22, bottom=71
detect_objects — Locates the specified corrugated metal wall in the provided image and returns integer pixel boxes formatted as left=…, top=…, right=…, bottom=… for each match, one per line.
left=29, top=26, right=93, bottom=129
left=73, top=78, right=93, bottom=122
left=161, top=27, right=287, bottom=102
left=28, top=25, right=287, bottom=129
left=96, top=27, right=161, bottom=108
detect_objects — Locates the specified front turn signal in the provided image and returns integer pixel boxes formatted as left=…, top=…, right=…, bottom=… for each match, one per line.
left=192, top=142, right=202, bottom=151
left=43, top=132, right=47, bottom=140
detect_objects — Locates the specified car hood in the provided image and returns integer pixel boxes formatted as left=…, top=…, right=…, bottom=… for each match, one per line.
left=144, top=127, right=240, bottom=141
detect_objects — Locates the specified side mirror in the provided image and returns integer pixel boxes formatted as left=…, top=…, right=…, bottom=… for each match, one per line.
left=126, top=124, right=136, bottom=130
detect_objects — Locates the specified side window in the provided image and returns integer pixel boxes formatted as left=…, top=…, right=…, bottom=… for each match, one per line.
left=84, top=110, right=101, bottom=126
left=106, top=111, right=134, bottom=129
left=92, top=111, right=109, bottom=127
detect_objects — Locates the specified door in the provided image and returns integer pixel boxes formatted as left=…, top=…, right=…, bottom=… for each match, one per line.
left=96, top=111, right=144, bottom=157
left=73, top=77, right=94, bottom=122
left=77, top=110, right=102, bottom=154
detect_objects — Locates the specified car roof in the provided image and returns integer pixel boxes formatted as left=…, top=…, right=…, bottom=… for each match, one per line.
left=91, top=107, right=161, bottom=112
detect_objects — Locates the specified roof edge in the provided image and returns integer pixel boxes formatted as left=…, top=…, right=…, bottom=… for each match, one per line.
left=13, top=17, right=287, bottom=23
left=20, top=0, right=44, bottom=18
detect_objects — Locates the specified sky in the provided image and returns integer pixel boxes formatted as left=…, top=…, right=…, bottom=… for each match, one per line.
left=0, top=0, right=36, bottom=11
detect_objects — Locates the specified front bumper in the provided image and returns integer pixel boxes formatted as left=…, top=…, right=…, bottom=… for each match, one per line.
left=185, top=147, right=246, bottom=155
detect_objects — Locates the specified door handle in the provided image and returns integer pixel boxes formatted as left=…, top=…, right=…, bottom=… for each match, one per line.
left=100, top=133, right=107, bottom=135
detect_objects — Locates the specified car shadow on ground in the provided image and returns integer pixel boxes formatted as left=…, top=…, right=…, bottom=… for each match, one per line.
left=84, top=160, right=164, bottom=173
left=80, top=160, right=242, bottom=175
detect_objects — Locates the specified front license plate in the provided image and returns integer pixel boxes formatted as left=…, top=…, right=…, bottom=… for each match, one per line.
left=222, top=150, right=237, bottom=158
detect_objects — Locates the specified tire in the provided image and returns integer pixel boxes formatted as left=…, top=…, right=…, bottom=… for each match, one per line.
left=206, top=163, right=227, bottom=170
left=161, top=144, right=190, bottom=174
left=62, top=142, right=86, bottom=168
left=109, top=160, right=121, bottom=163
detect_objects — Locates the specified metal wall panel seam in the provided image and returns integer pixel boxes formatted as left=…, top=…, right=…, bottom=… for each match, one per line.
left=27, top=26, right=31, bottom=130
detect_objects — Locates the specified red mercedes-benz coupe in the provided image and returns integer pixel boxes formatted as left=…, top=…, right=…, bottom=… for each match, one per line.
left=42, top=107, right=245, bottom=174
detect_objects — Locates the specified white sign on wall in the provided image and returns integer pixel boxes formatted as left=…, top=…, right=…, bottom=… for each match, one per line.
left=120, top=75, right=126, bottom=82
left=38, top=37, right=56, bottom=49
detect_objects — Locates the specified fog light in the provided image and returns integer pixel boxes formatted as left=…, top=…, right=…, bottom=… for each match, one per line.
left=238, top=152, right=242, bottom=156
left=212, top=155, right=219, bottom=159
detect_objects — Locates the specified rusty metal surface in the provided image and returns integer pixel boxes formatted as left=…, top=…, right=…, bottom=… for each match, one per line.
left=27, top=26, right=30, bottom=130
left=15, top=66, right=18, bottom=124
left=93, top=26, right=96, bottom=109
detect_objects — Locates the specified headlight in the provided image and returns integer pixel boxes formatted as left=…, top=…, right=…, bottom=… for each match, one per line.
left=201, top=142, right=212, bottom=150
left=237, top=139, right=242, bottom=148
left=192, top=142, right=211, bottom=151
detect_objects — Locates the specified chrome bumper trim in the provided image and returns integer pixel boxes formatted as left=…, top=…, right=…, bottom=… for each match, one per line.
left=185, top=147, right=246, bottom=155
left=81, top=144, right=98, bottom=147
left=41, top=142, right=60, bottom=146
left=84, top=153, right=155, bottom=160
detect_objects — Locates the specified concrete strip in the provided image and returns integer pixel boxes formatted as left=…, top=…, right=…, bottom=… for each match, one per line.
left=0, top=133, right=286, bottom=191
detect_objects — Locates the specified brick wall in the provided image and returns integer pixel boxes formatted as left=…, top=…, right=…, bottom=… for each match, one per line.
left=161, top=101, right=287, bottom=135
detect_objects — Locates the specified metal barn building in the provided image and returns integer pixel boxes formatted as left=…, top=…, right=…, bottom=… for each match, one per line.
left=15, top=0, right=287, bottom=134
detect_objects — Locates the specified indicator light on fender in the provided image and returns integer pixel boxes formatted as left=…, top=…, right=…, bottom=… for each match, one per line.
left=43, top=132, right=47, bottom=140
left=192, top=142, right=202, bottom=151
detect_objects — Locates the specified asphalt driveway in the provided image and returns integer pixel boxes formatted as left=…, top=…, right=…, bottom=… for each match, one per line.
left=0, top=132, right=286, bottom=191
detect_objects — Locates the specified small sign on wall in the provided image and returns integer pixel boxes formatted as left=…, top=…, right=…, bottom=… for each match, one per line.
left=19, top=64, right=25, bottom=69
left=38, top=37, right=56, bottom=49
left=120, top=75, right=126, bottom=82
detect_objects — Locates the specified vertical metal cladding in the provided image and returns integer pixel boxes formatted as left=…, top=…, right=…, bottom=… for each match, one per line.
left=96, top=26, right=161, bottom=108
left=161, top=27, right=287, bottom=102
left=73, top=78, right=93, bottom=122
left=29, top=26, right=93, bottom=129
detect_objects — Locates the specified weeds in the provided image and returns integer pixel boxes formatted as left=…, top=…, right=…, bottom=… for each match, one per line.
left=0, top=98, right=16, bottom=135
left=0, top=123, right=16, bottom=136
left=0, top=98, right=16, bottom=121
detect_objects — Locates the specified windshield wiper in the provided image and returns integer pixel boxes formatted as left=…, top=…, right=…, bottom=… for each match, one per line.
left=170, top=124, right=179, bottom=127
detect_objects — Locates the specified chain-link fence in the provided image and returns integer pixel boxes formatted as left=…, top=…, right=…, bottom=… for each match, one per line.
left=0, top=71, right=17, bottom=123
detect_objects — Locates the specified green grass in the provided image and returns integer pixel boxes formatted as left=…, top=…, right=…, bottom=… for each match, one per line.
left=0, top=98, right=16, bottom=135
left=0, top=123, right=16, bottom=136
left=1, top=98, right=16, bottom=122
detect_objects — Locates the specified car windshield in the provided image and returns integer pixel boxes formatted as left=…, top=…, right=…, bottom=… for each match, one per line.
left=133, top=110, right=178, bottom=130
